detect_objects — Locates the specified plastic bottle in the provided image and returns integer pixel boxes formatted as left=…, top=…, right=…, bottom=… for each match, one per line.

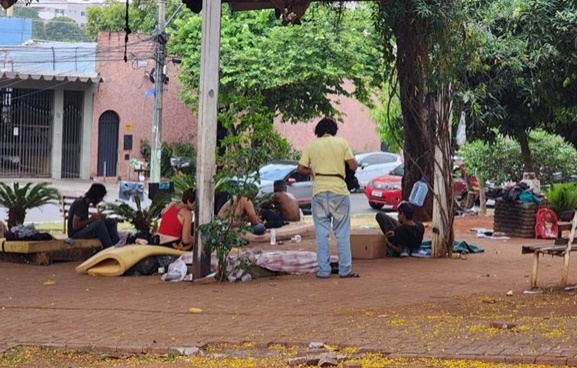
left=291, top=234, right=302, bottom=243
left=270, top=229, right=276, bottom=245
left=409, top=179, right=428, bottom=207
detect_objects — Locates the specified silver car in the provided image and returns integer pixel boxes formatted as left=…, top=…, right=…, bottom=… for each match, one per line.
left=255, top=161, right=312, bottom=210
left=354, top=151, right=403, bottom=188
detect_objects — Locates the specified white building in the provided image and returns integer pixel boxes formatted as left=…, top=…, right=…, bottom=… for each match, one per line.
left=14, top=0, right=106, bottom=27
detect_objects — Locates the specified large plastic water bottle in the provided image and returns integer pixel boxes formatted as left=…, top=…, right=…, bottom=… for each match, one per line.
left=409, top=179, right=428, bottom=207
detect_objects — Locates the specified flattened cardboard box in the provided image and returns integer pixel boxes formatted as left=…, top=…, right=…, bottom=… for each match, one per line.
left=350, top=229, right=387, bottom=259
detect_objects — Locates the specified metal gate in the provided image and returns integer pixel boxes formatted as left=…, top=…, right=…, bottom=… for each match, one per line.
left=0, top=88, right=53, bottom=177
left=97, top=110, right=119, bottom=177
left=61, top=91, right=84, bottom=178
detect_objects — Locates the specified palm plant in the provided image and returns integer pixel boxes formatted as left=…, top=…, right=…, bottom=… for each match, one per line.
left=543, top=182, right=577, bottom=221
left=0, top=182, right=60, bottom=228
left=104, top=193, right=172, bottom=237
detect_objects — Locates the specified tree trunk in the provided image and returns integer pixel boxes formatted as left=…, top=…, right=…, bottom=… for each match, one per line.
left=431, top=83, right=455, bottom=258
left=518, top=130, right=534, bottom=173
left=394, top=19, right=435, bottom=222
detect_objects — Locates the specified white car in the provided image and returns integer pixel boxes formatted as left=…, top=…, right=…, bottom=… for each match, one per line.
left=354, top=152, right=403, bottom=188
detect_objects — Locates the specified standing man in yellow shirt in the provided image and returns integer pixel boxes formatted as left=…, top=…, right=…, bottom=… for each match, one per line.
left=297, top=117, right=359, bottom=279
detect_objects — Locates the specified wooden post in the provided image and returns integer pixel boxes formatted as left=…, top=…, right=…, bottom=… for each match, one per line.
left=560, top=209, right=577, bottom=287
left=531, top=251, right=540, bottom=289
left=193, top=0, right=222, bottom=279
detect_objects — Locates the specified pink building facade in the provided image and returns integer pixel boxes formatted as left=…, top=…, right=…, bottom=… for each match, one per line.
left=92, top=32, right=382, bottom=181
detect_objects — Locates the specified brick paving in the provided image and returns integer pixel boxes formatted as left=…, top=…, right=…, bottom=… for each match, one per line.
left=1, top=180, right=577, bottom=365
left=1, top=216, right=577, bottom=366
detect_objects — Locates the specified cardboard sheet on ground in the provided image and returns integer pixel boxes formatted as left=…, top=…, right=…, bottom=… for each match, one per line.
left=75, top=245, right=186, bottom=277
left=243, top=221, right=315, bottom=243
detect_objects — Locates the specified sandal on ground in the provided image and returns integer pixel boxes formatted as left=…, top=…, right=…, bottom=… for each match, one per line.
left=316, top=274, right=331, bottom=279
left=339, top=272, right=360, bottom=278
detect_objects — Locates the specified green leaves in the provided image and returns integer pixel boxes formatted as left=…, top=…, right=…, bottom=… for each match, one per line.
left=169, top=4, right=383, bottom=123
left=0, top=182, right=60, bottom=228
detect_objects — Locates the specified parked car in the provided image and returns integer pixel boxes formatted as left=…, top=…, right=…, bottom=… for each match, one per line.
left=364, top=163, right=479, bottom=210
left=354, top=152, right=403, bottom=188
left=253, top=160, right=312, bottom=210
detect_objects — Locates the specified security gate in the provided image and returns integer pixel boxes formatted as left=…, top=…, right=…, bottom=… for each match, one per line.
left=97, top=110, right=119, bottom=177
left=0, top=88, right=53, bottom=177
left=61, top=91, right=84, bottom=178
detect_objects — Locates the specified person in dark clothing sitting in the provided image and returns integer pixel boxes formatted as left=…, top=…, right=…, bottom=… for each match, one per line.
left=68, top=183, right=120, bottom=248
left=375, top=201, right=425, bottom=257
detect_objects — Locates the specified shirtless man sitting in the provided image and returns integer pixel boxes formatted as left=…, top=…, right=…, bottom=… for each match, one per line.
left=266, top=180, right=301, bottom=222
left=217, top=195, right=266, bottom=235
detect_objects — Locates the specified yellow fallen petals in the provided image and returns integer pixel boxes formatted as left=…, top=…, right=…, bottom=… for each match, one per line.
left=43, top=279, right=56, bottom=286
left=188, top=307, right=203, bottom=314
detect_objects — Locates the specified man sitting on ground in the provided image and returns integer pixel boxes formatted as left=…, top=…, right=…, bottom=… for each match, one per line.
left=260, top=180, right=301, bottom=227
left=68, top=183, right=121, bottom=248
left=376, top=201, right=425, bottom=257
left=217, top=195, right=266, bottom=235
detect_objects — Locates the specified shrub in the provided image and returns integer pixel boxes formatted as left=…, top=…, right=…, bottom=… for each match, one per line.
left=543, top=182, right=577, bottom=219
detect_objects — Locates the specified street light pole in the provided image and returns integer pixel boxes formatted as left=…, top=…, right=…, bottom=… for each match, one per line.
left=149, top=0, right=166, bottom=183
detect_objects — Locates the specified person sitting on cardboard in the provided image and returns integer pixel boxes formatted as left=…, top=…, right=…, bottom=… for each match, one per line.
left=375, top=201, right=424, bottom=257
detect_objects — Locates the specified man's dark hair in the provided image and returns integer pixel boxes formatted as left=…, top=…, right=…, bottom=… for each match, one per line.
left=273, top=180, right=286, bottom=193
left=314, top=117, right=338, bottom=137
left=398, top=202, right=415, bottom=220
left=85, top=183, right=107, bottom=202
left=182, top=188, right=196, bottom=204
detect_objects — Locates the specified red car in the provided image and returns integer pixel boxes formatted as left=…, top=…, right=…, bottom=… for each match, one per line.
left=365, top=163, right=478, bottom=210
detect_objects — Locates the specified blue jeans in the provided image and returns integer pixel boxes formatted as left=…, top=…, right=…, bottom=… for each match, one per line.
left=312, top=191, right=352, bottom=277
left=71, top=218, right=119, bottom=248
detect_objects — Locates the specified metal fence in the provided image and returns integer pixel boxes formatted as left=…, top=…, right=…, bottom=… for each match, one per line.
left=0, top=87, right=53, bottom=177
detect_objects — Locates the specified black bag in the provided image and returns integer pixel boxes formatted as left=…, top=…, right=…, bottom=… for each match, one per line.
left=261, top=209, right=286, bottom=229
left=344, top=161, right=360, bottom=192
left=317, top=161, right=360, bottom=192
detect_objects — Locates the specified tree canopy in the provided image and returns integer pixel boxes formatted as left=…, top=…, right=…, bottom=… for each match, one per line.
left=85, top=0, right=165, bottom=41
left=169, top=4, right=384, bottom=124
left=461, top=0, right=577, bottom=170
left=45, top=16, right=87, bottom=42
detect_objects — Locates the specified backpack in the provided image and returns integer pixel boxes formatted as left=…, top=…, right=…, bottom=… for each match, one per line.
left=535, top=207, right=558, bottom=239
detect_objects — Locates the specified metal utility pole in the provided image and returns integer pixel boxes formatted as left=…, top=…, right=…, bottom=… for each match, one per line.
left=149, top=0, right=166, bottom=183
left=193, top=0, right=221, bottom=279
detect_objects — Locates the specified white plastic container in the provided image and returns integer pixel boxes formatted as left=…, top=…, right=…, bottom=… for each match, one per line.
left=270, top=229, right=276, bottom=245
left=409, top=179, right=428, bottom=207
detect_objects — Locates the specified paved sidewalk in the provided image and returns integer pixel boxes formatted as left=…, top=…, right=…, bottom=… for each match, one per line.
left=1, top=217, right=577, bottom=366
left=0, top=177, right=123, bottom=198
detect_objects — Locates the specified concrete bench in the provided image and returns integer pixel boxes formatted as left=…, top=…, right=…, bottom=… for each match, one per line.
left=0, top=236, right=102, bottom=265
left=522, top=236, right=577, bottom=289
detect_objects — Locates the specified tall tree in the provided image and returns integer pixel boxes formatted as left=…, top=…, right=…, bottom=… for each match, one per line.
left=462, top=0, right=577, bottom=173
left=372, top=1, right=461, bottom=256
left=169, top=4, right=384, bottom=175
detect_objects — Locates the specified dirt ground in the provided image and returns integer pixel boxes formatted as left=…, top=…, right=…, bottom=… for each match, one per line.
left=1, top=213, right=577, bottom=367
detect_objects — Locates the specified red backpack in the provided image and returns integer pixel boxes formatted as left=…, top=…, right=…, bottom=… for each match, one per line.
left=535, top=207, right=558, bottom=239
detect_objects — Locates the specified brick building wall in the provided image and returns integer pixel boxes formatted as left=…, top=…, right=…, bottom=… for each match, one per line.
left=92, top=32, right=382, bottom=180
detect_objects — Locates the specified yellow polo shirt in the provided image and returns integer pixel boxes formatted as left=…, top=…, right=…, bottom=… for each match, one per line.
left=299, top=135, right=354, bottom=196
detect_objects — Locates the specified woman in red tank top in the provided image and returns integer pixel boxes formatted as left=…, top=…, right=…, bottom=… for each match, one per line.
left=157, top=188, right=196, bottom=250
